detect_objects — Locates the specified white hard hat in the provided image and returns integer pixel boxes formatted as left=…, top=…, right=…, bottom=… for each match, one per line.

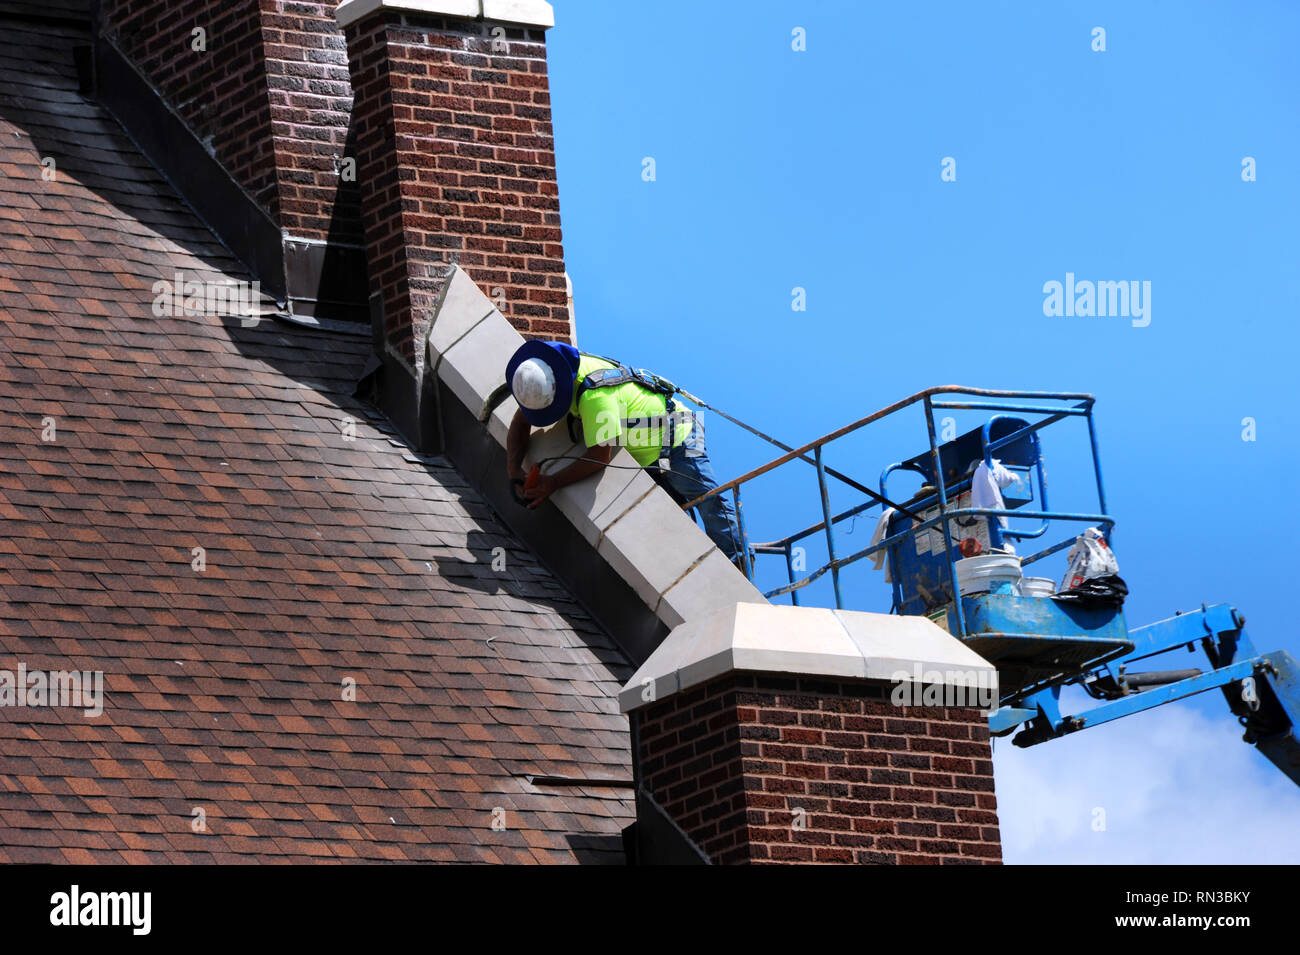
left=512, top=357, right=557, bottom=410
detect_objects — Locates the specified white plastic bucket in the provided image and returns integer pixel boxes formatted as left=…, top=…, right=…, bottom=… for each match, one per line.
left=1017, top=576, right=1055, bottom=598
left=955, top=553, right=1022, bottom=597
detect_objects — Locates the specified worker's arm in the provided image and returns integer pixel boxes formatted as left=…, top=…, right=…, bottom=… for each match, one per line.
left=521, top=442, right=613, bottom=508
left=505, top=407, right=532, bottom=481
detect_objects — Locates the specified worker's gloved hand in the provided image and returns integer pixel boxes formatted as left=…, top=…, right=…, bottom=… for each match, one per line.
left=521, top=473, right=557, bottom=509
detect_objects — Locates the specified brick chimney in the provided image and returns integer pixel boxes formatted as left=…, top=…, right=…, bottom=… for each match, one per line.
left=620, top=603, right=1003, bottom=865
left=98, top=0, right=368, bottom=318
left=336, top=0, right=571, bottom=440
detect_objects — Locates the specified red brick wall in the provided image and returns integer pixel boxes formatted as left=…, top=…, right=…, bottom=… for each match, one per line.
left=262, top=1, right=363, bottom=243
left=103, top=0, right=281, bottom=217
left=342, top=9, right=571, bottom=361
left=634, top=673, right=1002, bottom=865
left=101, top=0, right=362, bottom=244
left=103, top=2, right=569, bottom=345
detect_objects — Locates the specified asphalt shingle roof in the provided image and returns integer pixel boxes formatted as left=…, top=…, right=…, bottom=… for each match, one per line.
left=0, top=16, right=634, bottom=863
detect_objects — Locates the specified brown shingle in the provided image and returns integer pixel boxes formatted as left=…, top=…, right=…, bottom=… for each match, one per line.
left=0, top=16, right=633, bottom=864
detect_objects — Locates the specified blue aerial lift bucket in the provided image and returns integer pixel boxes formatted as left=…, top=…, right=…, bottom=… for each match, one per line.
left=879, top=416, right=1132, bottom=700
left=687, top=386, right=1300, bottom=787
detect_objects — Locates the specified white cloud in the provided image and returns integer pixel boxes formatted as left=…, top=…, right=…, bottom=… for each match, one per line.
left=993, top=701, right=1300, bottom=864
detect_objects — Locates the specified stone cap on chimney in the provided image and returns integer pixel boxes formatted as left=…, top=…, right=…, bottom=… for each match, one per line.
left=619, top=601, right=998, bottom=712
left=336, top=0, right=555, bottom=29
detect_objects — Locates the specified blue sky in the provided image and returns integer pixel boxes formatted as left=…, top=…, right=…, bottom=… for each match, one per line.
left=546, top=0, right=1300, bottom=862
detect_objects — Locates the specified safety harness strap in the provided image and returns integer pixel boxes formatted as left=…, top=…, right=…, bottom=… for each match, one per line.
left=576, top=354, right=684, bottom=459
left=575, top=363, right=676, bottom=402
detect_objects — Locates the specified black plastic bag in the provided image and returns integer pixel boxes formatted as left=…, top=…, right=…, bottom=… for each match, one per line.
left=1050, top=573, right=1128, bottom=609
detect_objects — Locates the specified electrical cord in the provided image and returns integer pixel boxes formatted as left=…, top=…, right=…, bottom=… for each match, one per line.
left=510, top=453, right=717, bottom=508
left=506, top=373, right=921, bottom=581
left=515, top=453, right=750, bottom=564
left=671, top=388, right=924, bottom=521
left=532, top=454, right=716, bottom=490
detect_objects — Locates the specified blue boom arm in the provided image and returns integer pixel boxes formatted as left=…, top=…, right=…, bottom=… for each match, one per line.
left=993, top=603, right=1300, bottom=785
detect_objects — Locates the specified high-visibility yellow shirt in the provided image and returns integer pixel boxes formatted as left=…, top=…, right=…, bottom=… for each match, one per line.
left=569, top=355, right=693, bottom=466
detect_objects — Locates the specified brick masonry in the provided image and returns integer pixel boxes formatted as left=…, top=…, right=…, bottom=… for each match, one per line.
left=342, top=9, right=572, bottom=363
left=101, top=2, right=572, bottom=348
left=262, top=1, right=363, bottom=243
left=103, top=0, right=281, bottom=217
left=634, top=673, right=1002, bottom=865
left=101, top=0, right=363, bottom=245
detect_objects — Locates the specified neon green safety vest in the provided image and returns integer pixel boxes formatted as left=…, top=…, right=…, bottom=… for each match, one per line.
left=568, top=355, right=693, bottom=466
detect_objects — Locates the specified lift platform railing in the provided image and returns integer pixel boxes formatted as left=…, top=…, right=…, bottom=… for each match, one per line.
left=683, top=385, right=1113, bottom=639
left=683, top=387, right=1300, bottom=784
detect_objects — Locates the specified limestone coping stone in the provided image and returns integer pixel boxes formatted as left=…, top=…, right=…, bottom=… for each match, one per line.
left=619, top=601, right=998, bottom=713
left=336, top=0, right=555, bottom=29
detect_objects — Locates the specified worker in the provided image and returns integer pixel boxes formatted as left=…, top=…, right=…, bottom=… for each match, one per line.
left=504, top=340, right=745, bottom=568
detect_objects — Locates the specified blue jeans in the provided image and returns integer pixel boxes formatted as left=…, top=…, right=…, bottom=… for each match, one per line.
left=655, top=413, right=744, bottom=563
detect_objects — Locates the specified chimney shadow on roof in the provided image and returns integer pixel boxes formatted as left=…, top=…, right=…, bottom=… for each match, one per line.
left=301, top=117, right=369, bottom=324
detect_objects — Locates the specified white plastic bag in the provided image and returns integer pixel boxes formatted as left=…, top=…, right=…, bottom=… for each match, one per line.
left=1059, top=527, right=1119, bottom=592
left=868, top=508, right=895, bottom=582
left=971, top=459, right=1020, bottom=528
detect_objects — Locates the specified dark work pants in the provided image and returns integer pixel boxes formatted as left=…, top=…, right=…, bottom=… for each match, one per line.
left=651, top=413, right=743, bottom=563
